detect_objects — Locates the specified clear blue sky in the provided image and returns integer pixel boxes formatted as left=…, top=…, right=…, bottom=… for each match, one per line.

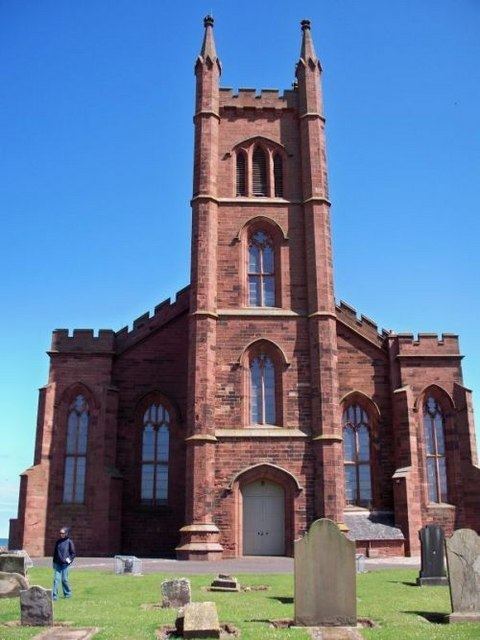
left=1, top=1, right=479, bottom=538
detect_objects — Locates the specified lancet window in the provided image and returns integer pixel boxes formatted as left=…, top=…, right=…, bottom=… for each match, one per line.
left=248, top=230, right=275, bottom=307
left=423, top=396, right=448, bottom=503
left=343, top=405, right=372, bottom=507
left=63, top=395, right=89, bottom=503
left=250, top=354, right=276, bottom=425
left=141, top=403, right=170, bottom=505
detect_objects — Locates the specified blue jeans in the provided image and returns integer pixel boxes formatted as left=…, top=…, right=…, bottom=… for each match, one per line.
left=52, top=562, right=72, bottom=599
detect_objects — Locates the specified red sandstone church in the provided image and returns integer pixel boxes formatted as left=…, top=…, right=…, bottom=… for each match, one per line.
left=10, top=18, right=480, bottom=560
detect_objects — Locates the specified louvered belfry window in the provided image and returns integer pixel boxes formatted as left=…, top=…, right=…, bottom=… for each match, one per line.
left=236, top=152, right=247, bottom=196
left=252, top=147, right=268, bottom=196
left=273, top=153, right=283, bottom=197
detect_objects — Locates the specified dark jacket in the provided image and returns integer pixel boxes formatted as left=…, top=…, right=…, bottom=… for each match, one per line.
left=53, top=535, right=76, bottom=567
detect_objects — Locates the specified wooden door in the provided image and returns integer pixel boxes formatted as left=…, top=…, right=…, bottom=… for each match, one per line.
left=242, top=480, right=285, bottom=555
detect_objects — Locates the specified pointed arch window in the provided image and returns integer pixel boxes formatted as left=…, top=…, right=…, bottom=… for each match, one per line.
left=252, top=147, right=268, bottom=196
left=63, top=395, right=89, bottom=503
left=273, top=153, right=283, bottom=197
left=248, top=230, right=275, bottom=306
left=236, top=151, right=247, bottom=196
left=423, top=396, right=447, bottom=503
left=343, top=405, right=372, bottom=507
left=250, top=354, right=276, bottom=425
left=141, top=403, right=170, bottom=505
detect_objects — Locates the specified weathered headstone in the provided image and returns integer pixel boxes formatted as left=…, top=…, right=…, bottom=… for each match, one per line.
left=0, top=553, right=27, bottom=576
left=417, top=524, right=448, bottom=586
left=161, top=578, right=191, bottom=608
left=0, top=570, right=29, bottom=598
left=294, top=519, right=356, bottom=627
left=114, top=555, right=142, bottom=575
left=445, top=528, right=480, bottom=623
left=20, top=585, right=53, bottom=626
left=210, top=573, right=240, bottom=592
left=183, top=602, right=220, bottom=638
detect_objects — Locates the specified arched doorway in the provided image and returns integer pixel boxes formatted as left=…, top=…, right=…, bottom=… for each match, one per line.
left=242, top=480, right=285, bottom=555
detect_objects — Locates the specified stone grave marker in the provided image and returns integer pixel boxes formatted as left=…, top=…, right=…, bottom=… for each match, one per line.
left=294, top=518, right=356, bottom=627
left=0, top=570, right=29, bottom=598
left=183, top=601, right=220, bottom=638
left=0, top=553, right=27, bottom=576
left=445, top=528, right=480, bottom=623
left=20, top=585, right=53, bottom=626
left=417, top=524, right=448, bottom=586
left=161, top=577, right=191, bottom=608
left=209, top=574, right=240, bottom=592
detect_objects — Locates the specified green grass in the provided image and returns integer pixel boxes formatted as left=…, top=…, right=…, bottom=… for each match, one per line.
left=1, top=568, right=480, bottom=640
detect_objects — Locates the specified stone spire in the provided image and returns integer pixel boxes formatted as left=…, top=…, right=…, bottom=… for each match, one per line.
left=299, top=19, right=321, bottom=69
left=197, top=15, right=221, bottom=73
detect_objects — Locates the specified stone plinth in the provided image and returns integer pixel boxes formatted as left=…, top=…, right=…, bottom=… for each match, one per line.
left=294, top=519, right=356, bottom=627
left=183, top=601, right=220, bottom=638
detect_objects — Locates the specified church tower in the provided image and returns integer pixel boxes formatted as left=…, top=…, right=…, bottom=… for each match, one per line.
left=176, top=17, right=346, bottom=559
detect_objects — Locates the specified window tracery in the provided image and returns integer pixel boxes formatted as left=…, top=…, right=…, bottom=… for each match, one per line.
left=343, top=404, right=372, bottom=507
left=423, top=396, right=448, bottom=503
left=141, top=403, right=170, bottom=505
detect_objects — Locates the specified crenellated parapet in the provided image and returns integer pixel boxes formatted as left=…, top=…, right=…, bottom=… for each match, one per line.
left=335, top=300, right=388, bottom=349
left=50, top=286, right=191, bottom=355
left=51, top=328, right=115, bottom=354
left=219, top=87, right=298, bottom=112
left=395, top=332, right=461, bottom=358
left=115, top=285, right=190, bottom=352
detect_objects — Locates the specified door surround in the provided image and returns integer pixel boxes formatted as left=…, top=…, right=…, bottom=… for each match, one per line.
left=230, top=463, right=302, bottom=557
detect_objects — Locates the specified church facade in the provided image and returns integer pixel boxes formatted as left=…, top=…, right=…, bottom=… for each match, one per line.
left=10, top=18, right=480, bottom=559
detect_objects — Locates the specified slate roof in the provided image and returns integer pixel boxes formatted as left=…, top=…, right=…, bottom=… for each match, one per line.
left=344, top=511, right=405, bottom=541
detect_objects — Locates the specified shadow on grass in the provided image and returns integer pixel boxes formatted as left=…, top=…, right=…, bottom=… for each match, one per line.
left=386, top=580, right=418, bottom=587
left=268, top=596, right=293, bottom=604
left=403, top=611, right=448, bottom=624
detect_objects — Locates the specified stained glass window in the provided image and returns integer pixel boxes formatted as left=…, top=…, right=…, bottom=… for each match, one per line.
left=423, top=396, right=447, bottom=503
left=141, top=403, right=170, bottom=505
left=343, top=405, right=372, bottom=507
left=248, top=231, right=275, bottom=307
left=63, top=395, right=89, bottom=503
left=250, top=355, right=276, bottom=425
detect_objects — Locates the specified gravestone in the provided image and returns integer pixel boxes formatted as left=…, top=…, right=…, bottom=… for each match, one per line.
left=0, top=553, right=27, bottom=576
left=0, top=570, right=29, bottom=598
left=355, top=554, right=366, bottom=574
left=183, top=602, right=220, bottom=639
left=20, top=585, right=53, bottom=626
left=210, top=574, right=240, bottom=592
left=161, top=578, right=191, bottom=608
left=294, top=519, right=356, bottom=627
left=417, top=524, right=448, bottom=586
left=114, top=555, right=142, bottom=575
left=445, top=528, right=480, bottom=623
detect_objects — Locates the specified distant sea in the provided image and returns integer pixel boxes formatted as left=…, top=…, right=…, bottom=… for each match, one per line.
left=0, top=538, right=8, bottom=548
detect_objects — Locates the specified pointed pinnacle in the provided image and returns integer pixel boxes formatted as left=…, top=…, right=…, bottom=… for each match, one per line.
left=300, top=19, right=318, bottom=62
left=200, top=14, right=217, bottom=60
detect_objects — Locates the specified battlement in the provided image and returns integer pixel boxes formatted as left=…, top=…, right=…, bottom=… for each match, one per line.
left=336, top=300, right=387, bottom=347
left=50, top=286, right=190, bottom=355
left=219, top=87, right=298, bottom=111
left=395, top=332, right=460, bottom=356
left=115, top=285, right=190, bottom=352
left=51, top=329, right=115, bottom=354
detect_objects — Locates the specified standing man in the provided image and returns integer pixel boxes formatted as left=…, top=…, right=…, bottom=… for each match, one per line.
left=52, top=526, right=76, bottom=600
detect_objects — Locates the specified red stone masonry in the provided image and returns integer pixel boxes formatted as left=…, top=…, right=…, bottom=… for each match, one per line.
left=10, top=17, right=479, bottom=558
